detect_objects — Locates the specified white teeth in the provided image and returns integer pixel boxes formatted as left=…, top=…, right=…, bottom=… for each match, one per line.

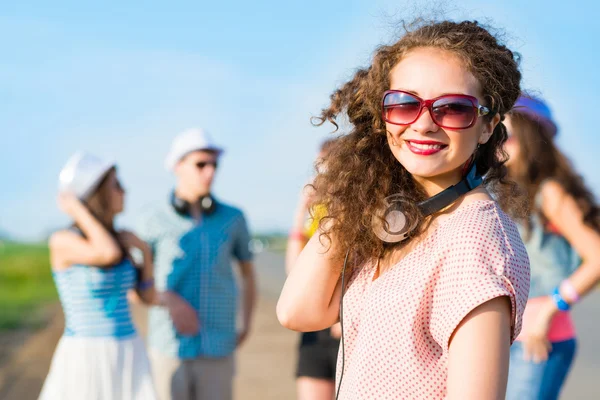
left=409, top=142, right=443, bottom=150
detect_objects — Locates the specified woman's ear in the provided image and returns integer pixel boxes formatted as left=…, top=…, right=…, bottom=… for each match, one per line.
left=479, top=114, right=501, bottom=145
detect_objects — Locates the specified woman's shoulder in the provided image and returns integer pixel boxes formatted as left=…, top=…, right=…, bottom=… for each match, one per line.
left=49, top=228, right=81, bottom=251
left=48, top=229, right=81, bottom=271
left=443, top=199, right=506, bottom=231
left=440, top=199, right=527, bottom=261
left=537, top=179, right=568, bottom=212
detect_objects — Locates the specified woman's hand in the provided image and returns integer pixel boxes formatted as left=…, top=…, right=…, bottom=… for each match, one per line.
left=298, top=184, right=316, bottom=213
left=57, top=192, right=85, bottom=217
left=521, top=296, right=557, bottom=363
left=292, top=184, right=316, bottom=230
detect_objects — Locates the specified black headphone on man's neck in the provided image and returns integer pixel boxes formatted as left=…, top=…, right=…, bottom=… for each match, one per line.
left=372, top=163, right=483, bottom=243
left=170, top=191, right=217, bottom=217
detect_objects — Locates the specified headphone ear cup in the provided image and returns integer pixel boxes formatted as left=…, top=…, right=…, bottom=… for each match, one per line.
left=199, top=195, right=216, bottom=215
left=372, top=195, right=418, bottom=243
left=171, top=192, right=217, bottom=216
left=171, top=192, right=191, bottom=216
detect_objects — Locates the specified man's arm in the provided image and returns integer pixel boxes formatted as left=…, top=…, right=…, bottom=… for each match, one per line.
left=237, top=260, right=256, bottom=347
left=233, top=212, right=256, bottom=346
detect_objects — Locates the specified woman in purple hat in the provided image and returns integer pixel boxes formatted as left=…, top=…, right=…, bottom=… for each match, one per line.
left=504, top=95, right=600, bottom=399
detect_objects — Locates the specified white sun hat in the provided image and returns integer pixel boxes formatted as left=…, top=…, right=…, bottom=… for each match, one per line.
left=58, top=151, right=115, bottom=200
left=164, top=128, right=224, bottom=172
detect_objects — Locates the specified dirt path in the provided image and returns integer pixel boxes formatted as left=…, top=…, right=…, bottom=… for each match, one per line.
left=0, top=297, right=297, bottom=400
left=0, top=305, right=64, bottom=400
left=3, top=250, right=600, bottom=399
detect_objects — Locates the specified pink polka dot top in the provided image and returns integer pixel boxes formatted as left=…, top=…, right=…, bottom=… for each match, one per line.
left=336, top=200, right=530, bottom=399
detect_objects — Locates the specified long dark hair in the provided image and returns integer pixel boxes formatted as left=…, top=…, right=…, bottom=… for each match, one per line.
left=74, top=168, right=130, bottom=264
left=310, top=20, right=524, bottom=269
left=508, top=112, right=600, bottom=232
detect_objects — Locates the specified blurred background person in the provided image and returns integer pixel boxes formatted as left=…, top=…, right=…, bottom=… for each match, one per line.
left=286, top=139, right=341, bottom=400
left=39, top=152, right=157, bottom=400
left=504, top=95, right=600, bottom=400
left=138, top=128, right=256, bottom=400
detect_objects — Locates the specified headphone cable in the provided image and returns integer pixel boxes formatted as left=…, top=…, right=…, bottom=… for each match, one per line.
left=335, top=248, right=351, bottom=400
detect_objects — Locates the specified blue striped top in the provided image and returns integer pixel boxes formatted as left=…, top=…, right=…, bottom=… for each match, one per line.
left=53, top=258, right=137, bottom=339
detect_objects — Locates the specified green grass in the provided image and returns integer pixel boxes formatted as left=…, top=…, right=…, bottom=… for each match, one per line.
left=253, top=233, right=288, bottom=253
left=0, top=236, right=286, bottom=330
left=0, top=242, right=57, bottom=330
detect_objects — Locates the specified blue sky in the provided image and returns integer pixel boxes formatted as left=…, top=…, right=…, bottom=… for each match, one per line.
left=1, top=0, right=598, bottom=241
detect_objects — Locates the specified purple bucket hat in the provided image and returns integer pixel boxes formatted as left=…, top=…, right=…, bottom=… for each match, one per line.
left=512, top=95, right=558, bottom=137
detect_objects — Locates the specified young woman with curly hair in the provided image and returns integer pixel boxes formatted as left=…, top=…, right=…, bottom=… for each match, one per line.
left=277, top=20, right=530, bottom=399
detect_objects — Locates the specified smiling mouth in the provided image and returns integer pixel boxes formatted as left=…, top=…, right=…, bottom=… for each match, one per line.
left=405, top=140, right=448, bottom=155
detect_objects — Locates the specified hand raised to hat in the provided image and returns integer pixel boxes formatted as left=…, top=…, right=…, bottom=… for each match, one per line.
left=57, top=192, right=86, bottom=217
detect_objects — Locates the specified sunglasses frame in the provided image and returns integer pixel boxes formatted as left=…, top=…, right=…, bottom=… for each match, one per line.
left=196, top=161, right=218, bottom=170
left=381, top=90, right=493, bottom=129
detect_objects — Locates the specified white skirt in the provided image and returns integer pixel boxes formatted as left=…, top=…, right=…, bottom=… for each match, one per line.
left=39, top=335, right=157, bottom=400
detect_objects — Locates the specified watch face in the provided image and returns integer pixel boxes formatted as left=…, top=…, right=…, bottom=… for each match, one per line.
left=372, top=194, right=417, bottom=243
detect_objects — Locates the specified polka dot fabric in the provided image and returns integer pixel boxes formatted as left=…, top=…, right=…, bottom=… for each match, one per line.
left=336, top=200, right=530, bottom=399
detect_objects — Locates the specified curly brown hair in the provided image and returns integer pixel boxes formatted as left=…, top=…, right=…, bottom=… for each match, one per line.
left=508, top=111, right=600, bottom=233
left=311, top=20, right=523, bottom=268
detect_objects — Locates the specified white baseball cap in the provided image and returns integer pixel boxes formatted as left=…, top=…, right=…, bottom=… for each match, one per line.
left=58, top=152, right=115, bottom=200
left=164, top=128, right=224, bottom=171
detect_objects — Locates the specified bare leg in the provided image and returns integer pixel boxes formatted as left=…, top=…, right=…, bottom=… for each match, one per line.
left=297, top=377, right=336, bottom=400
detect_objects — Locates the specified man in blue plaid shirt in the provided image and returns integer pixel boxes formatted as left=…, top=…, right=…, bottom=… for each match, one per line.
left=138, top=128, right=256, bottom=400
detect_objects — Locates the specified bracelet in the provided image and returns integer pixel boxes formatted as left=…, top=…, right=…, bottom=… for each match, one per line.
left=560, top=280, right=580, bottom=304
left=138, top=278, right=154, bottom=291
left=552, top=286, right=571, bottom=311
left=289, top=230, right=307, bottom=241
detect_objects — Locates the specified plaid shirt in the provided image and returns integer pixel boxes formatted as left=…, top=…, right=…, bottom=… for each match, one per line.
left=137, top=198, right=253, bottom=359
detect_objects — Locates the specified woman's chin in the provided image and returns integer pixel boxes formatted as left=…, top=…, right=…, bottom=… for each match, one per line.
left=401, top=164, right=447, bottom=181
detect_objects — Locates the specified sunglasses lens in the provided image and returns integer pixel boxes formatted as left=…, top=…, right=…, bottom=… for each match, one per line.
left=432, top=96, right=477, bottom=129
left=383, top=92, right=421, bottom=124
left=197, top=161, right=218, bottom=169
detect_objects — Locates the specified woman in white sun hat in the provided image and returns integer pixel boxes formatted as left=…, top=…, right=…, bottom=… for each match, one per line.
left=39, top=152, right=157, bottom=400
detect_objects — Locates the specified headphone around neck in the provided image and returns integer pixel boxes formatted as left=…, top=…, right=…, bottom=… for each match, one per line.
left=170, top=191, right=217, bottom=217
left=372, top=163, right=483, bottom=243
